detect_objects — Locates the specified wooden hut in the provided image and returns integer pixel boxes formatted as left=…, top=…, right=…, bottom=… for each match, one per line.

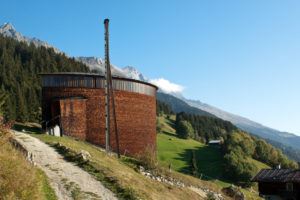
left=252, top=169, right=300, bottom=200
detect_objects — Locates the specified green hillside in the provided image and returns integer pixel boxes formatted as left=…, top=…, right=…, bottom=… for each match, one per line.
left=157, top=115, right=269, bottom=199
left=158, top=129, right=224, bottom=179
left=157, top=115, right=268, bottom=182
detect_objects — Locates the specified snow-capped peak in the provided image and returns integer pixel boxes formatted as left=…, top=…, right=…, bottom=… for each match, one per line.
left=122, top=66, right=148, bottom=81
left=75, top=57, right=127, bottom=77
left=0, top=22, right=61, bottom=53
left=0, top=22, right=23, bottom=41
left=76, top=56, right=104, bottom=66
left=75, top=57, right=149, bottom=81
left=0, top=22, right=16, bottom=32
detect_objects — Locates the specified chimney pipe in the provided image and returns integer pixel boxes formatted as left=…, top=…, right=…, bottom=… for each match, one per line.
left=104, top=18, right=110, bottom=153
left=103, top=18, right=120, bottom=158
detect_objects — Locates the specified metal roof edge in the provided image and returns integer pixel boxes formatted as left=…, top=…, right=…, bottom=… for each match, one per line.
left=39, top=72, right=158, bottom=90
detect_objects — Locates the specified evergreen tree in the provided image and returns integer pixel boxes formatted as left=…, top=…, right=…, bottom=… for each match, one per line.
left=16, top=84, right=27, bottom=122
left=176, top=120, right=194, bottom=139
left=175, top=112, right=236, bottom=141
left=0, top=35, right=90, bottom=122
left=0, top=92, right=7, bottom=115
left=156, top=100, right=174, bottom=116
left=3, top=94, right=16, bottom=121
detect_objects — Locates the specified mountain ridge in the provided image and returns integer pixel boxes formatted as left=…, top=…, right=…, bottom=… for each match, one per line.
left=184, top=98, right=300, bottom=150
left=0, top=23, right=61, bottom=53
left=75, top=56, right=126, bottom=77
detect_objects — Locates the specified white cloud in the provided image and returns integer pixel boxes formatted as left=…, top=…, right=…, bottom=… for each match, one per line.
left=150, top=78, right=184, bottom=94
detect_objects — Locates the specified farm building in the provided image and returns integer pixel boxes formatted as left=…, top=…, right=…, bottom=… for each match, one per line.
left=252, top=169, right=300, bottom=200
left=208, top=140, right=222, bottom=147
left=41, top=72, right=158, bottom=156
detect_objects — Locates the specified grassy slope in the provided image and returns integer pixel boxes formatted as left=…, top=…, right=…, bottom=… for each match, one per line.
left=157, top=115, right=267, bottom=199
left=14, top=119, right=265, bottom=200
left=158, top=132, right=224, bottom=179
left=31, top=133, right=224, bottom=200
left=13, top=122, right=234, bottom=200
left=0, top=129, right=56, bottom=200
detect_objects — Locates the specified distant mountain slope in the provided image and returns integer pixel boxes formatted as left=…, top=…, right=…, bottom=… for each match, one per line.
left=185, top=99, right=300, bottom=151
left=157, top=93, right=215, bottom=118
left=158, top=94, right=300, bottom=161
left=0, top=23, right=61, bottom=53
left=265, top=138, right=300, bottom=162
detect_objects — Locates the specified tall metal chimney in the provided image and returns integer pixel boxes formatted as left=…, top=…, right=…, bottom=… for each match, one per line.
left=103, top=19, right=120, bottom=157
left=104, top=18, right=110, bottom=152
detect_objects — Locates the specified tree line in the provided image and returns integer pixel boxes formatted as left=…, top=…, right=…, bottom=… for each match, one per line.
left=156, top=100, right=174, bottom=116
left=0, top=36, right=89, bottom=122
left=175, top=112, right=237, bottom=143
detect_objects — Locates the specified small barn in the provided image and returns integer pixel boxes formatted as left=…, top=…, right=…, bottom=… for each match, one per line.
left=252, top=169, right=300, bottom=200
left=208, top=140, right=222, bottom=147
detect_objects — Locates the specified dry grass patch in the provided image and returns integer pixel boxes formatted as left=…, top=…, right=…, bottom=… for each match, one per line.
left=0, top=129, right=56, bottom=200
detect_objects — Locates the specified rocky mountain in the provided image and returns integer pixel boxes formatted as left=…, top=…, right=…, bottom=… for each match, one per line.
left=75, top=56, right=126, bottom=77
left=0, top=23, right=61, bottom=53
left=122, top=66, right=148, bottom=81
left=75, top=57, right=149, bottom=81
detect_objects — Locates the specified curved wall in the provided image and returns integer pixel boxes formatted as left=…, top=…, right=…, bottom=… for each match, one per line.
left=41, top=74, right=157, bottom=156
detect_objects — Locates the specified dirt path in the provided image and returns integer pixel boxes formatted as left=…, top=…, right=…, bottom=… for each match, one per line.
left=13, top=131, right=117, bottom=200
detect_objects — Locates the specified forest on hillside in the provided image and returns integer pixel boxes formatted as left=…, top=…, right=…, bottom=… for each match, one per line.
left=0, top=36, right=89, bottom=122
left=175, top=112, right=237, bottom=143
left=222, top=130, right=297, bottom=185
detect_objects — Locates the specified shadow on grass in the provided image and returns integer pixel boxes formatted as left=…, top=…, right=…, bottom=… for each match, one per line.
left=164, top=118, right=176, bottom=130
left=174, top=145, right=227, bottom=182
left=160, top=130, right=180, bottom=138
left=13, top=123, right=42, bottom=134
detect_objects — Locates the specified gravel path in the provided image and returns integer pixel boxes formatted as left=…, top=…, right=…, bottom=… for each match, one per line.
left=13, top=131, right=117, bottom=200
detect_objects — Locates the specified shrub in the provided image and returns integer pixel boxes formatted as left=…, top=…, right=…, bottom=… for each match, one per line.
left=136, top=145, right=157, bottom=170
left=223, top=150, right=258, bottom=187
left=176, top=120, right=194, bottom=139
left=224, top=131, right=255, bottom=157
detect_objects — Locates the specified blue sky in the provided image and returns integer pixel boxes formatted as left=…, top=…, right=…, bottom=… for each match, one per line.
left=1, top=0, right=300, bottom=135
